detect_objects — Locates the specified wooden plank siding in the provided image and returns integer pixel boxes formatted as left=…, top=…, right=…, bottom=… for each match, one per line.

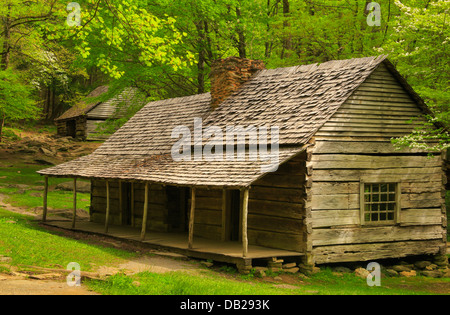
left=247, top=153, right=306, bottom=252
left=91, top=180, right=169, bottom=232
left=310, top=63, right=447, bottom=264
left=192, top=153, right=307, bottom=252
left=90, top=152, right=308, bottom=253
left=194, top=188, right=223, bottom=240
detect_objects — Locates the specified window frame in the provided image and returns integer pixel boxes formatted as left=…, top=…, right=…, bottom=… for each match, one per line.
left=359, top=180, right=401, bottom=226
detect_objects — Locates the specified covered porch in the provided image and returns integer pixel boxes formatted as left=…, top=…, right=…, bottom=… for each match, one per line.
left=42, top=218, right=304, bottom=271
left=40, top=176, right=305, bottom=271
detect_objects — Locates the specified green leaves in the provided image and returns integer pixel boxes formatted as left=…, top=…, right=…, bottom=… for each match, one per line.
left=0, top=69, right=38, bottom=121
left=69, top=0, right=192, bottom=82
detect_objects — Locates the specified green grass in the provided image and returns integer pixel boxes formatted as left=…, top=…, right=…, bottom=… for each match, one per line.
left=0, top=208, right=448, bottom=295
left=86, top=266, right=450, bottom=295
left=0, top=209, right=135, bottom=271
left=0, top=163, right=91, bottom=215
left=0, top=157, right=448, bottom=295
left=0, top=163, right=79, bottom=187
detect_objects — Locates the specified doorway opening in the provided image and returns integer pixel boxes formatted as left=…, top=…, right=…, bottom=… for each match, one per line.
left=66, top=120, right=76, bottom=137
left=167, top=186, right=189, bottom=232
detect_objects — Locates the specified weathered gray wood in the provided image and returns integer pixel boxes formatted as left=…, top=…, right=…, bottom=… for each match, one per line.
left=221, top=189, right=227, bottom=241
left=313, top=140, right=429, bottom=154
left=119, top=181, right=123, bottom=225
left=311, top=182, right=360, bottom=195
left=336, top=108, right=420, bottom=116
left=313, top=167, right=442, bottom=182
left=330, top=113, right=426, bottom=122
left=400, top=208, right=443, bottom=226
left=42, top=176, right=48, bottom=222
left=247, top=229, right=304, bottom=252
left=131, top=182, right=135, bottom=227
left=324, top=121, right=422, bottom=129
left=195, top=209, right=222, bottom=226
left=140, top=182, right=149, bottom=241
left=312, top=210, right=360, bottom=228
left=313, top=240, right=443, bottom=264
left=188, top=187, right=196, bottom=249
left=253, top=173, right=305, bottom=188
left=194, top=223, right=221, bottom=240
left=311, top=155, right=441, bottom=169
left=312, top=225, right=443, bottom=246
left=104, top=180, right=110, bottom=233
left=248, top=199, right=303, bottom=219
left=401, top=192, right=443, bottom=209
left=242, top=188, right=249, bottom=257
left=71, top=178, right=77, bottom=229
left=250, top=186, right=303, bottom=203
left=343, top=100, right=420, bottom=109
left=353, top=92, right=412, bottom=102
left=248, top=214, right=303, bottom=235
left=311, top=194, right=359, bottom=210
left=356, top=85, right=410, bottom=94
left=315, top=131, right=413, bottom=137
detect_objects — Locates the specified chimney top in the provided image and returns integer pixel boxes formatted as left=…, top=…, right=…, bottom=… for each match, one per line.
left=209, top=57, right=265, bottom=110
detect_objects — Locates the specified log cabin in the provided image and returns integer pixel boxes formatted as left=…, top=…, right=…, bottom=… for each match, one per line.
left=55, top=86, right=143, bottom=140
left=38, top=56, right=447, bottom=271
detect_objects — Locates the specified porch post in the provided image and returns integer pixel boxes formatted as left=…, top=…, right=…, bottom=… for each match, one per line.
left=242, top=187, right=249, bottom=258
left=221, top=189, right=227, bottom=241
left=131, top=182, right=135, bottom=227
left=188, top=187, right=196, bottom=249
left=104, top=180, right=110, bottom=233
left=119, top=180, right=123, bottom=225
left=140, top=182, right=149, bottom=241
left=71, top=177, right=77, bottom=229
left=42, top=176, right=48, bottom=222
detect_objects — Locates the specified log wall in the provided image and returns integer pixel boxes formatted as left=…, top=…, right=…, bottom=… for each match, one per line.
left=247, top=152, right=306, bottom=252
left=193, top=152, right=307, bottom=252
left=310, top=64, right=447, bottom=264
left=91, top=180, right=169, bottom=232
left=194, top=188, right=223, bottom=240
left=55, top=117, right=87, bottom=139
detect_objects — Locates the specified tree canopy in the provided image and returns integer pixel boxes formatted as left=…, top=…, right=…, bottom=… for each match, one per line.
left=0, top=0, right=448, bottom=148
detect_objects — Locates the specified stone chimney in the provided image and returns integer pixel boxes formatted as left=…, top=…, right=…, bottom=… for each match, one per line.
left=209, top=57, right=265, bottom=110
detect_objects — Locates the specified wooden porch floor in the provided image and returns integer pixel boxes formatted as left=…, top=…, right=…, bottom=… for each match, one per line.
left=42, top=220, right=304, bottom=267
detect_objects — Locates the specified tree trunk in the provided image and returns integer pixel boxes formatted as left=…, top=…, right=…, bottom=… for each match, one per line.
left=280, top=0, right=291, bottom=59
left=235, top=5, right=246, bottom=58
left=0, top=113, right=5, bottom=143
left=195, top=20, right=207, bottom=94
left=1, top=5, right=12, bottom=70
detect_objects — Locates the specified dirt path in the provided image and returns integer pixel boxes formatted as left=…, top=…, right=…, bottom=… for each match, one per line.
left=0, top=194, right=202, bottom=295
left=0, top=255, right=199, bottom=295
left=0, top=274, right=98, bottom=295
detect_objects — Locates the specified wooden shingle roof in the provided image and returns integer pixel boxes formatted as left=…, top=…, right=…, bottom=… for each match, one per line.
left=40, top=55, right=391, bottom=187
left=55, top=86, right=140, bottom=121
left=55, top=86, right=109, bottom=121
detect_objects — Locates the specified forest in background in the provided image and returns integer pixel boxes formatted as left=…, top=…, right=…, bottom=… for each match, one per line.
left=0, top=0, right=448, bottom=149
